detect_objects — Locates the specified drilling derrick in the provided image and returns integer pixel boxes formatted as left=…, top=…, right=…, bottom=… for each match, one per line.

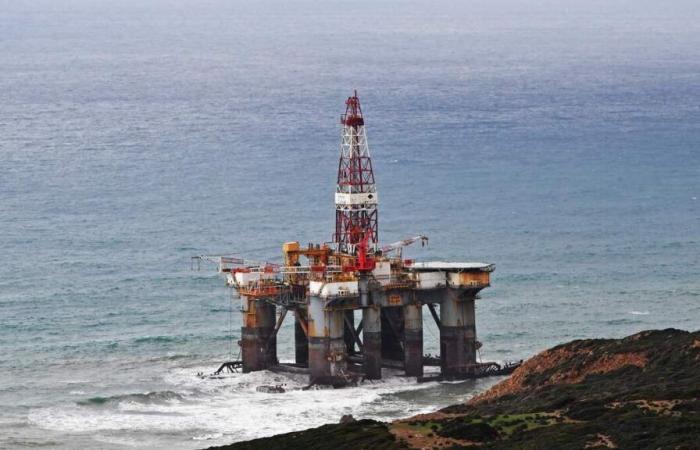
left=335, top=91, right=378, bottom=254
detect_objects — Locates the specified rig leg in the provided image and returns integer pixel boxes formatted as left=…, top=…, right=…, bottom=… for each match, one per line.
left=362, top=306, right=382, bottom=380
left=403, top=303, right=423, bottom=377
left=294, top=309, right=309, bottom=367
left=240, top=297, right=277, bottom=372
left=439, top=291, right=477, bottom=378
left=307, top=296, right=347, bottom=385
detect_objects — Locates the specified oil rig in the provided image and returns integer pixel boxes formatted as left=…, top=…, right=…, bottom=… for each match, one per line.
left=195, top=92, right=513, bottom=386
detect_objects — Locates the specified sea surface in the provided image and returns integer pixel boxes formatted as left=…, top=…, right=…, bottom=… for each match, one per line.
left=1, top=0, right=699, bottom=448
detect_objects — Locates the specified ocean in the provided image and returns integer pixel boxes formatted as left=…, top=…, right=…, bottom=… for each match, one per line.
left=1, top=0, right=699, bottom=448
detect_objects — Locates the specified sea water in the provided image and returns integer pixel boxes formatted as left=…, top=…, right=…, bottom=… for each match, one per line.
left=1, top=0, right=699, bottom=447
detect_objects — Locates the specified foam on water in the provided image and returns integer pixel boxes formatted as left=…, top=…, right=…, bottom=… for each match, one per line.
left=28, top=367, right=492, bottom=448
left=192, top=432, right=223, bottom=441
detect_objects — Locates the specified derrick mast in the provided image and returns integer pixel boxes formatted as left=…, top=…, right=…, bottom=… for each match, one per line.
left=334, top=91, right=378, bottom=254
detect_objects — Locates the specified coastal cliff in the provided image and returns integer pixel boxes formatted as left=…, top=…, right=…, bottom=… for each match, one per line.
left=209, top=329, right=700, bottom=449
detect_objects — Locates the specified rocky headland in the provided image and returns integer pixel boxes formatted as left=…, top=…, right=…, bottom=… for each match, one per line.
left=209, top=329, right=700, bottom=449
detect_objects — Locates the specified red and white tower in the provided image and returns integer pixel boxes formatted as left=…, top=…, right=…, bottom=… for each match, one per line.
left=334, top=91, right=378, bottom=254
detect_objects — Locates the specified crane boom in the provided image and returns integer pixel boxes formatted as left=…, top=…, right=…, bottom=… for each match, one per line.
left=191, top=255, right=276, bottom=272
left=380, top=235, right=428, bottom=257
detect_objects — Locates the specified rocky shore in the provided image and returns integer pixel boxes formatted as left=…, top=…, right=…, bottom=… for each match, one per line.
left=209, top=329, right=700, bottom=449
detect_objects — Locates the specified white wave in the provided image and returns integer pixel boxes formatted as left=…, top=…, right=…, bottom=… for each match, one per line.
left=192, top=432, right=223, bottom=441
left=629, top=310, right=650, bottom=315
left=92, top=435, right=146, bottom=447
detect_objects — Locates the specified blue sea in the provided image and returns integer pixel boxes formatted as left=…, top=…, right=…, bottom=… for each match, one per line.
left=1, top=0, right=699, bottom=448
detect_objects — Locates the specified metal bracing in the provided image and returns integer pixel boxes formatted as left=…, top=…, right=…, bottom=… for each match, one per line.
left=344, top=313, right=364, bottom=352
left=427, top=303, right=441, bottom=329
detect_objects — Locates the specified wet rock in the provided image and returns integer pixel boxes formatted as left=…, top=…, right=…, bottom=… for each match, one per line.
left=339, top=414, right=356, bottom=424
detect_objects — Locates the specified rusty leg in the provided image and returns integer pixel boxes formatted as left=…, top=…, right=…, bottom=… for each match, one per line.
left=362, top=306, right=382, bottom=380
left=308, top=296, right=347, bottom=385
left=295, top=309, right=308, bottom=367
left=439, top=291, right=476, bottom=378
left=404, top=303, right=423, bottom=377
left=240, top=297, right=277, bottom=372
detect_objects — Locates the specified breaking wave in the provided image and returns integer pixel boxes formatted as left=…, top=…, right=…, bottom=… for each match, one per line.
left=133, top=336, right=186, bottom=345
left=28, top=367, right=498, bottom=447
left=77, top=390, right=186, bottom=407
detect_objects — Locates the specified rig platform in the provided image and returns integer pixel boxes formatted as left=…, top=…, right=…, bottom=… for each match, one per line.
left=194, top=92, right=509, bottom=386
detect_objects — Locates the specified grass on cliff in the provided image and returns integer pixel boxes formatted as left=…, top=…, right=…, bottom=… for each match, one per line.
left=399, top=412, right=560, bottom=440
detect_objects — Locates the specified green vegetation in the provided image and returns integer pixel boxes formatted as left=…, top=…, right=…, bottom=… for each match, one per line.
left=206, top=419, right=404, bottom=450
left=400, top=412, right=560, bottom=441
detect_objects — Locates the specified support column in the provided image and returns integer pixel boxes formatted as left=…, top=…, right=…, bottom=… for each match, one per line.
left=403, top=303, right=423, bottom=377
left=240, top=297, right=277, bottom=372
left=439, top=291, right=476, bottom=378
left=308, top=296, right=347, bottom=385
left=362, top=306, right=382, bottom=379
left=294, top=309, right=309, bottom=367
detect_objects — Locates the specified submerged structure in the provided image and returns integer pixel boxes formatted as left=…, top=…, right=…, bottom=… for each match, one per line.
left=196, top=92, right=505, bottom=386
